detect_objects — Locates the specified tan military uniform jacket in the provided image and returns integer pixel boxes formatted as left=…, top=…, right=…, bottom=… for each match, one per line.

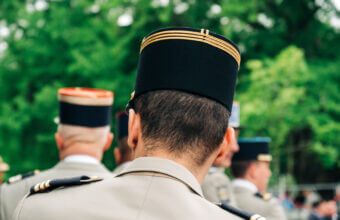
left=202, top=167, right=237, bottom=207
left=0, top=160, right=112, bottom=220
left=13, top=157, right=242, bottom=220
left=233, top=180, right=287, bottom=220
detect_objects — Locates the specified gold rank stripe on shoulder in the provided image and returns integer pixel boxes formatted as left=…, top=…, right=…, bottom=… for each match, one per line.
left=140, top=29, right=241, bottom=68
left=262, top=193, right=272, bottom=201
left=29, top=175, right=103, bottom=195
left=7, top=170, right=40, bottom=184
left=250, top=214, right=266, bottom=220
left=33, top=180, right=51, bottom=192
left=7, top=175, right=22, bottom=184
left=257, top=154, right=272, bottom=162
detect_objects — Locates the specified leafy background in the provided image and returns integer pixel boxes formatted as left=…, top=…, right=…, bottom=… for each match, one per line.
left=0, top=0, right=339, bottom=184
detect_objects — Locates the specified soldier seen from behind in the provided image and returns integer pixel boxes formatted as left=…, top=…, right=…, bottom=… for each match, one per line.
left=0, top=87, right=114, bottom=220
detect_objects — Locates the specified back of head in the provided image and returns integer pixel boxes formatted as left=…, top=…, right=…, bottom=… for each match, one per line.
left=58, top=124, right=110, bottom=150
left=127, top=27, right=240, bottom=169
left=134, top=90, right=230, bottom=166
left=230, top=161, right=253, bottom=178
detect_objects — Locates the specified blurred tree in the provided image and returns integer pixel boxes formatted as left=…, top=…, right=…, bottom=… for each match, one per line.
left=0, top=0, right=223, bottom=178
left=220, top=0, right=340, bottom=60
left=239, top=46, right=340, bottom=182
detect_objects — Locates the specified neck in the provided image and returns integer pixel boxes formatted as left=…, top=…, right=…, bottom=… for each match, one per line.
left=59, top=144, right=103, bottom=161
left=136, top=145, right=217, bottom=185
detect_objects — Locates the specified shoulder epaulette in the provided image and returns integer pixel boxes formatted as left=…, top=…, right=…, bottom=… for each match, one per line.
left=255, top=192, right=272, bottom=201
left=29, top=175, right=103, bottom=195
left=6, top=170, right=40, bottom=184
left=217, top=203, right=266, bottom=220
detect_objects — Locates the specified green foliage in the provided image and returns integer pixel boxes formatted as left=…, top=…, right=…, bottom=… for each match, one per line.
left=240, top=46, right=340, bottom=172
left=0, top=0, right=339, bottom=182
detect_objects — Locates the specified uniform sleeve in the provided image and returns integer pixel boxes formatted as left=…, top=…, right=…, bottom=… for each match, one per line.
left=0, top=181, right=32, bottom=220
left=0, top=185, right=4, bottom=220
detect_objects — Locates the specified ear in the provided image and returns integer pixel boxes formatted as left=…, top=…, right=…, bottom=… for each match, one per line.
left=213, top=127, right=235, bottom=163
left=114, top=148, right=121, bottom=165
left=55, top=133, right=63, bottom=150
left=128, top=109, right=140, bottom=150
left=103, top=133, right=114, bottom=151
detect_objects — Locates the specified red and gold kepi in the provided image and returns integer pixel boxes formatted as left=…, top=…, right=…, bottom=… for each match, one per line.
left=58, top=87, right=114, bottom=127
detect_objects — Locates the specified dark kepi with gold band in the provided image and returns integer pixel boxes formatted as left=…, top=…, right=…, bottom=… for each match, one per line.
left=128, top=27, right=241, bottom=113
left=233, top=137, right=272, bottom=162
left=116, top=111, right=128, bottom=139
left=58, top=87, right=114, bottom=127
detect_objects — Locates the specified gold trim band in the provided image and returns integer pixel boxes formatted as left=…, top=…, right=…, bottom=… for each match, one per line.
left=140, top=29, right=241, bottom=67
left=141, top=30, right=240, bottom=59
left=250, top=214, right=266, bottom=220
left=257, top=154, right=272, bottom=162
left=58, top=94, right=114, bottom=106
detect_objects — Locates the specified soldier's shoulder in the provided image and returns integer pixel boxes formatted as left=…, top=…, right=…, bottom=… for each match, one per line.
left=28, top=175, right=103, bottom=196
left=5, top=170, right=40, bottom=185
left=234, top=190, right=267, bottom=209
left=254, top=193, right=286, bottom=219
left=254, top=192, right=283, bottom=207
left=205, top=170, right=230, bottom=185
left=254, top=192, right=284, bottom=212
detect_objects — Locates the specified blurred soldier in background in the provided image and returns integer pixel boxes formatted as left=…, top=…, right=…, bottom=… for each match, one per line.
left=12, top=28, right=264, bottom=220
left=0, top=87, right=114, bottom=220
left=112, top=111, right=133, bottom=174
left=309, top=190, right=338, bottom=220
left=202, top=101, right=240, bottom=207
left=231, top=137, right=287, bottom=220
left=0, top=156, right=9, bottom=184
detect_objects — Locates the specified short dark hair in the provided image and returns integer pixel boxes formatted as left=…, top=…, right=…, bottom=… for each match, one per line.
left=117, top=137, right=133, bottom=164
left=230, top=161, right=253, bottom=178
left=133, top=90, right=230, bottom=166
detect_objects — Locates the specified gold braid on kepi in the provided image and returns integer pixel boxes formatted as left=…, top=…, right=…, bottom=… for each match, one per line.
left=140, top=29, right=240, bottom=67
left=127, top=27, right=241, bottom=113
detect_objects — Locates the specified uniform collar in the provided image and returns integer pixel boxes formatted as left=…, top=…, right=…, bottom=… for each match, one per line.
left=118, top=157, right=203, bottom=197
left=119, top=161, right=132, bottom=170
left=54, top=160, right=110, bottom=174
left=232, top=179, right=258, bottom=193
left=63, top=155, right=100, bottom=165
